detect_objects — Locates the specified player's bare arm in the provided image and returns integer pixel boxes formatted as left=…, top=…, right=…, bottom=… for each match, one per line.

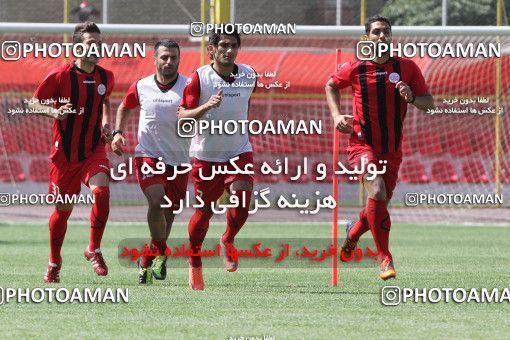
left=111, top=102, right=136, bottom=156
left=325, top=78, right=353, bottom=133
left=395, top=81, right=434, bottom=111
left=28, top=98, right=71, bottom=120
left=102, top=97, right=113, bottom=143
left=177, top=89, right=223, bottom=120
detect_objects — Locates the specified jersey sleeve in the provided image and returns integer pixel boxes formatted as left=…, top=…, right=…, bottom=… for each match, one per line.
left=180, top=71, right=200, bottom=109
left=408, top=60, right=428, bottom=96
left=122, top=80, right=140, bottom=109
left=33, top=69, right=60, bottom=101
left=330, top=61, right=353, bottom=89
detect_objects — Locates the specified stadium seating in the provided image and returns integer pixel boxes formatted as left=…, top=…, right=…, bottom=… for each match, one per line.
left=472, top=131, right=495, bottom=156
left=282, top=159, right=310, bottom=183
left=311, top=161, right=333, bottom=183
left=324, top=130, right=349, bottom=154
left=0, top=130, right=21, bottom=154
left=297, top=133, right=324, bottom=154
left=431, top=160, right=458, bottom=183
left=253, top=159, right=279, bottom=183
left=23, top=124, right=53, bottom=155
left=310, top=160, right=362, bottom=183
left=503, top=133, right=510, bottom=155
left=494, top=162, right=510, bottom=183
left=461, top=159, right=489, bottom=183
left=0, top=159, right=25, bottom=182
left=250, top=135, right=266, bottom=153
left=399, top=159, right=429, bottom=183
left=263, top=134, right=292, bottom=154
left=29, top=158, right=50, bottom=182
left=24, top=138, right=52, bottom=155
left=401, top=136, right=415, bottom=155
left=446, top=132, right=472, bottom=156
left=417, top=132, right=443, bottom=155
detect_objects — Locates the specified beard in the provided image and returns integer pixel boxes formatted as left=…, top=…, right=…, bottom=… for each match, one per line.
left=159, top=64, right=178, bottom=79
left=214, top=53, right=235, bottom=66
left=84, top=56, right=99, bottom=64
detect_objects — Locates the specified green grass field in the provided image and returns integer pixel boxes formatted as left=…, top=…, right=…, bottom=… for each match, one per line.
left=1, top=221, right=509, bottom=339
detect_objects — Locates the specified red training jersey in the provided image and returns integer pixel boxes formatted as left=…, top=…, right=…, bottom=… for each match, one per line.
left=34, top=62, right=114, bottom=162
left=331, top=56, right=428, bottom=154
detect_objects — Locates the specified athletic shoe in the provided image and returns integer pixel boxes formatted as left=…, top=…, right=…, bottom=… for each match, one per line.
left=379, top=257, right=396, bottom=280
left=84, top=248, right=108, bottom=276
left=138, top=259, right=153, bottom=285
left=340, top=221, right=358, bottom=262
left=43, top=262, right=61, bottom=283
left=188, top=265, right=204, bottom=290
left=220, top=238, right=238, bottom=272
left=151, top=255, right=168, bottom=280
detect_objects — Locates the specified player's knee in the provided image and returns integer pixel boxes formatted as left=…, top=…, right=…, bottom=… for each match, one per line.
left=164, top=211, right=175, bottom=223
left=199, top=205, right=213, bottom=215
left=56, top=203, right=74, bottom=212
left=370, top=186, right=387, bottom=201
left=147, top=194, right=165, bottom=210
left=230, top=181, right=253, bottom=209
left=372, top=188, right=387, bottom=201
left=365, top=176, right=387, bottom=201
left=227, top=206, right=249, bottom=225
left=89, top=172, right=110, bottom=188
left=230, top=180, right=253, bottom=192
left=164, top=211, right=175, bottom=227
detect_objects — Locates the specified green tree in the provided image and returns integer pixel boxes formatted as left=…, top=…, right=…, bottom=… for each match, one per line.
left=382, top=0, right=504, bottom=26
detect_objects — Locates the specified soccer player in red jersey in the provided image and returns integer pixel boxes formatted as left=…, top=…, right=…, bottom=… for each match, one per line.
left=29, top=22, right=114, bottom=283
left=112, top=40, right=190, bottom=284
left=178, top=31, right=256, bottom=290
left=325, top=15, right=435, bottom=280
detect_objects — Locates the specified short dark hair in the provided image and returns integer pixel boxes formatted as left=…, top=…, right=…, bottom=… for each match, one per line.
left=365, top=15, right=392, bottom=34
left=73, top=21, right=101, bottom=44
left=154, top=39, right=180, bottom=55
left=208, top=30, right=241, bottom=48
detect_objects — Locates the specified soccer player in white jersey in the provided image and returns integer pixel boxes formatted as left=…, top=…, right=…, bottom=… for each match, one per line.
left=178, top=31, right=256, bottom=290
left=112, top=40, right=190, bottom=284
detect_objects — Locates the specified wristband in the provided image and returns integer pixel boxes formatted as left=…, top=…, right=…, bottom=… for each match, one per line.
left=112, top=129, right=123, bottom=137
left=407, top=94, right=416, bottom=104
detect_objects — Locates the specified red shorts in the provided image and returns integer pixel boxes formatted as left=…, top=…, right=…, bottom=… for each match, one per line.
left=134, top=157, right=189, bottom=211
left=347, top=144, right=402, bottom=200
left=48, top=145, right=110, bottom=196
left=191, top=152, right=254, bottom=204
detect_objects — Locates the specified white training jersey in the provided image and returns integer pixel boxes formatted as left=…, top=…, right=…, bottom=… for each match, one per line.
left=134, top=74, right=190, bottom=165
left=188, top=64, right=256, bottom=162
